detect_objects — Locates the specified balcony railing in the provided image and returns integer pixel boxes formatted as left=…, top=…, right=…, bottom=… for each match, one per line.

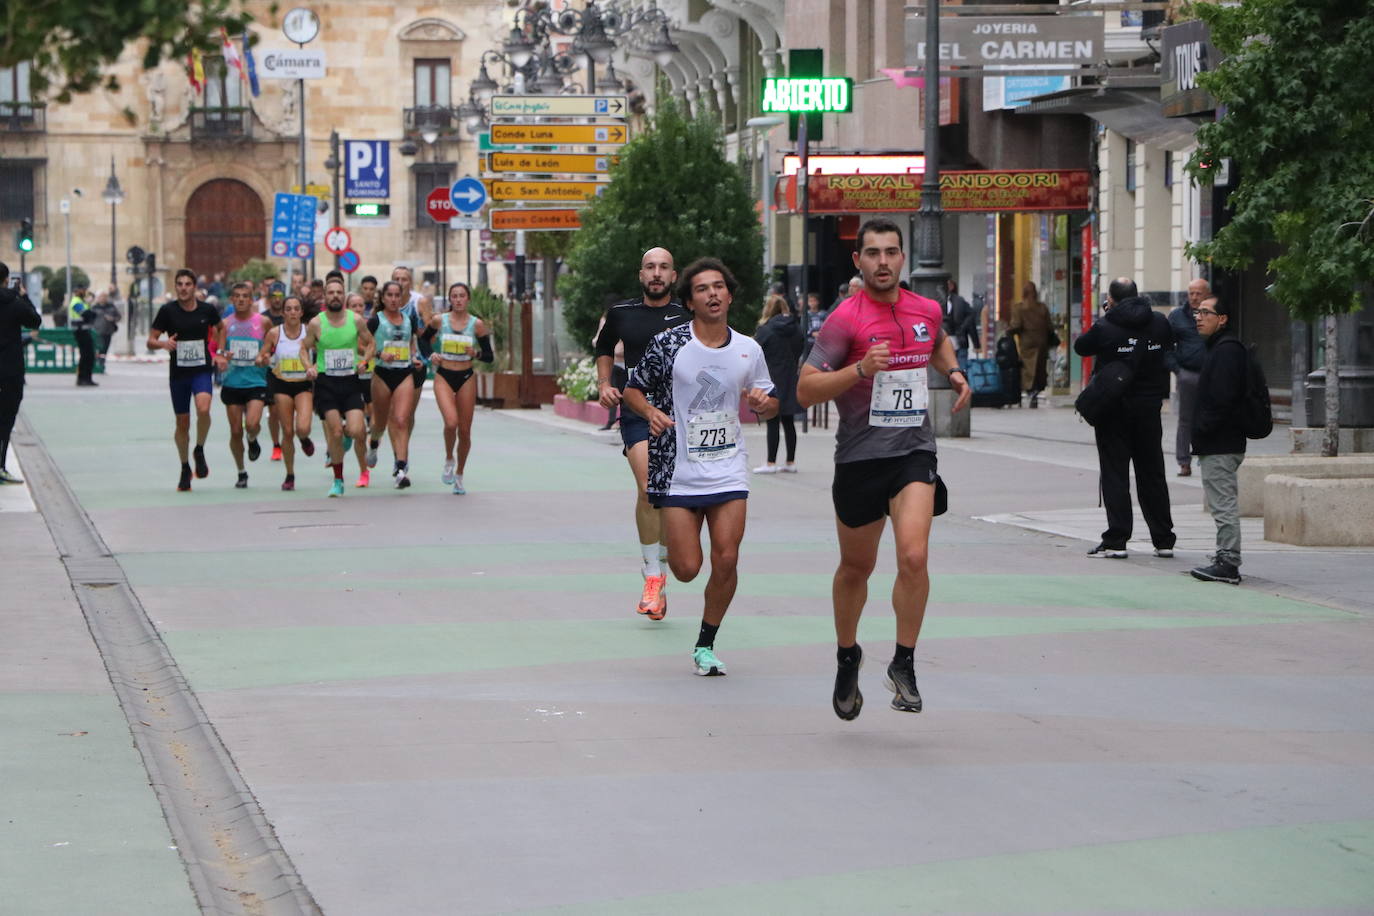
left=189, top=106, right=252, bottom=143
left=1, top=101, right=46, bottom=133
left=403, top=105, right=464, bottom=142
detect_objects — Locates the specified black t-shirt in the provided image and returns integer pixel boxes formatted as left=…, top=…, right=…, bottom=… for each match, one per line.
left=153, top=301, right=223, bottom=377
left=593, top=297, right=691, bottom=379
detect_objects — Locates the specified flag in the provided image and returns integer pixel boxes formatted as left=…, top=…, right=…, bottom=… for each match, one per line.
left=881, top=67, right=924, bottom=89
left=221, top=28, right=246, bottom=85
left=242, top=30, right=260, bottom=98
left=187, top=48, right=205, bottom=94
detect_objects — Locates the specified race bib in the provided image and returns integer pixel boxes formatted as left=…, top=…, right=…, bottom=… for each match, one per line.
left=869, top=367, right=928, bottom=427
left=175, top=338, right=207, bottom=366
left=276, top=356, right=306, bottom=380
left=687, top=410, right=739, bottom=462
left=381, top=342, right=410, bottom=364
left=440, top=334, right=473, bottom=359
left=324, top=348, right=356, bottom=376
left=228, top=338, right=259, bottom=365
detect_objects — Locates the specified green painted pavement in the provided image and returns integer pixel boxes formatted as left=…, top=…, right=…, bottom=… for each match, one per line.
left=530, top=818, right=1374, bottom=914
left=0, top=693, right=197, bottom=916
left=165, top=612, right=1320, bottom=692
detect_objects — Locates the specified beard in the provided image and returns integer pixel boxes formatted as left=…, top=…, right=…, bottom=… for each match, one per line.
left=326, top=301, right=344, bottom=311
left=641, top=280, right=667, bottom=299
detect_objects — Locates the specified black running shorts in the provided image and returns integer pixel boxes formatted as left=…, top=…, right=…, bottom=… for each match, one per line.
left=831, top=450, right=939, bottom=529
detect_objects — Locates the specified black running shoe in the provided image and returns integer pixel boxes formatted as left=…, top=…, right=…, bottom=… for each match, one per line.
left=886, top=660, right=923, bottom=713
left=235, top=471, right=249, bottom=489
left=1191, top=561, right=1241, bottom=585
left=299, top=437, right=315, bottom=457
left=833, top=645, right=864, bottom=721
left=247, top=438, right=261, bottom=462
left=177, top=465, right=192, bottom=492
left=193, top=445, right=209, bottom=479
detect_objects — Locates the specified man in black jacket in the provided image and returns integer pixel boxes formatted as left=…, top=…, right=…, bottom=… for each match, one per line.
left=1189, top=296, right=1247, bottom=584
left=943, top=278, right=979, bottom=371
left=1167, top=278, right=1209, bottom=476
left=0, top=262, right=43, bottom=483
left=1073, top=277, right=1177, bottom=558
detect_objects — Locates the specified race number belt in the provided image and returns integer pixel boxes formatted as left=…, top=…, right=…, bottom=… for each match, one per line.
left=687, top=410, right=739, bottom=462
left=869, top=367, right=928, bottom=427
left=175, top=338, right=207, bottom=366
left=228, top=338, right=259, bottom=366
left=323, top=348, right=356, bottom=376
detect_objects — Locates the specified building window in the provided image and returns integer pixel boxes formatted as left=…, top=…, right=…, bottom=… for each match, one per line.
left=1125, top=139, right=1137, bottom=192
left=202, top=56, right=243, bottom=111
left=414, top=59, right=451, bottom=108
left=413, top=163, right=454, bottom=228
left=0, top=163, right=35, bottom=220
left=1164, top=150, right=1174, bottom=188
left=0, top=62, right=32, bottom=104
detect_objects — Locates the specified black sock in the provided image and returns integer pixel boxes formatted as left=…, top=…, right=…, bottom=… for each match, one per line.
left=0, top=436, right=8, bottom=468
left=893, top=643, right=915, bottom=666
left=396, top=459, right=408, bottom=471
left=837, top=643, right=862, bottom=667
left=370, top=439, right=379, bottom=449
left=696, top=621, right=719, bottom=649
left=181, top=461, right=191, bottom=471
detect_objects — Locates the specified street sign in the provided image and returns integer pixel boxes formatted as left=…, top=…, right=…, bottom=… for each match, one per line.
left=258, top=48, right=327, bottom=80
left=490, top=208, right=583, bottom=231
left=489, top=152, right=619, bottom=175
left=324, top=226, right=352, bottom=254
left=338, top=249, right=360, bottom=273
left=294, top=241, right=313, bottom=259
left=488, top=179, right=608, bottom=203
left=272, top=240, right=290, bottom=257
left=290, top=183, right=330, bottom=197
left=426, top=187, right=457, bottom=223
left=449, top=176, right=488, bottom=214
left=490, top=94, right=628, bottom=118
left=126, top=246, right=146, bottom=266
left=271, top=192, right=319, bottom=257
left=489, top=123, right=629, bottom=147
left=344, top=140, right=390, bottom=198
left=450, top=216, right=484, bottom=231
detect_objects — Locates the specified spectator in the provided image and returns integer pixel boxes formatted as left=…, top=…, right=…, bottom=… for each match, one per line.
left=1168, top=277, right=1209, bottom=477
left=1189, top=296, right=1248, bottom=585
left=68, top=280, right=98, bottom=387
left=1009, top=281, right=1052, bottom=407
left=943, top=278, right=979, bottom=372
left=753, top=292, right=804, bottom=474
left=91, top=289, right=122, bottom=369
left=0, top=261, right=42, bottom=483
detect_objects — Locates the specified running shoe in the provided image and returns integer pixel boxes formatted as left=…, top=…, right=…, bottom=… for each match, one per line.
left=0, top=468, right=22, bottom=485
left=247, top=438, right=261, bottom=462
left=271, top=444, right=283, bottom=462
left=299, top=437, right=315, bottom=457
left=637, top=574, right=667, bottom=620
left=442, top=459, right=456, bottom=485
left=1086, top=543, right=1128, bottom=559
left=885, top=660, right=923, bottom=713
left=328, top=479, right=345, bottom=498
left=452, top=475, right=466, bottom=496
left=1153, top=547, right=1175, bottom=558
left=752, top=464, right=779, bottom=474
left=395, top=467, right=411, bottom=489
left=281, top=474, right=295, bottom=492
left=193, top=445, right=209, bottom=479
left=177, top=465, right=192, bottom=492
left=235, top=471, right=248, bottom=489
left=365, top=443, right=378, bottom=468
left=692, top=646, right=726, bottom=676
left=1191, top=561, right=1241, bottom=585
left=356, top=469, right=370, bottom=488
left=780, top=463, right=798, bottom=473
left=833, top=646, right=864, bottom=721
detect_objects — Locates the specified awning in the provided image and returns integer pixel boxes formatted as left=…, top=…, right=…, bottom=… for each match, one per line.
left=1014, top=74, right=1205, bottom=151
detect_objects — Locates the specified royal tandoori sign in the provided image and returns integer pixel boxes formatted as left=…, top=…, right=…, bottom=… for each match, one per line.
left=777, top=169, right=1091, bottom=213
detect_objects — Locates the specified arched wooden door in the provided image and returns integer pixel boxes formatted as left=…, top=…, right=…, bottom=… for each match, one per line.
left=184, top=179, right=264, bottom=277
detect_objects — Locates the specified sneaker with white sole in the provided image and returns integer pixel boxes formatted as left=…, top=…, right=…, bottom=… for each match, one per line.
left=885, top=660, right=923, bottom=713
left=1087, top=543, right=1128, bottom=559
left=752, top=464, right=779, bottom=474
left=693, top=646, right=726, bottom=676
left=442, top=459, right=456, bottom=485
left=1153, top=547, right=1175, bottom=558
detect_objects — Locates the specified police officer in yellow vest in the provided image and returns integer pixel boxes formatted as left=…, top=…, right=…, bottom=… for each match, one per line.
left=68, top=281, right=97, bottom=387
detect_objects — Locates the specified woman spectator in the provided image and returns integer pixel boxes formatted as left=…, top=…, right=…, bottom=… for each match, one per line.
left=1009, top=281, right=1053, bottom=408
left=752, top=292, right=804, bottom=474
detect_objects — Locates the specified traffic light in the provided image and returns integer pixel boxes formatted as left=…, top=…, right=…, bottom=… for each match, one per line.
left=17, top=217, right=34, bottom=253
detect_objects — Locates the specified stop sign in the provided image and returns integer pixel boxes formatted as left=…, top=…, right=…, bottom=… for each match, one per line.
left=425, top=187, right=456, bottom=224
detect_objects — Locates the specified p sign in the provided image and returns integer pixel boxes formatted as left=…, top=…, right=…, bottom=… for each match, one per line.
left=345, top=140, right=389, bottom=199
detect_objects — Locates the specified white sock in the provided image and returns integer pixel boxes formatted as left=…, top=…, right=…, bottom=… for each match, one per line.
left=641, top=543, right=661, bottom=578
left=659, top=543, right=669, bottom=563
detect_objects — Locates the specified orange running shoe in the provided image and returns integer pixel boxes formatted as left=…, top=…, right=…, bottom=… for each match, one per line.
left=270, top=444, right=283, bottom=462
left=356, top=469, right=370, bottom=488
left=637, top=574, right=668, bottom=620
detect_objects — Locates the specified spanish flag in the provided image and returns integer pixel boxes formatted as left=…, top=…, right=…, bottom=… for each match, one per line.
left=188, top=48, right=205, bottom=94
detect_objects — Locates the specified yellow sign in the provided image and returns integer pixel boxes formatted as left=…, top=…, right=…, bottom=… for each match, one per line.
left=290, top=183, right=331, bottom=197
left=490, top=208, right=583, bottom=231
left=488, top=180, right=607, bottom=202
left=490, top=123, right=628, bottom=146
left=489, top=152, right=619, bottom=175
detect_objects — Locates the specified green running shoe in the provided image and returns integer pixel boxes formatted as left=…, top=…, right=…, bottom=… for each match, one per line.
left=0, top=468, right=23, bottom=485
left=328, top=479, right=345, bottom=498
left=692, top=646, right=726, bottom=677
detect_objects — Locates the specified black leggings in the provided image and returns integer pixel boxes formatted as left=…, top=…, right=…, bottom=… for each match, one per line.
left=0, top=375, right=23, bottom=469
left=766, top=413, right=796, bottom=463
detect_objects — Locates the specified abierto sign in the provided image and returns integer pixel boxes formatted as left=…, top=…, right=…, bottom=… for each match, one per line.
left=258, top=48, right=326, bottom=80
left=906, top=16, right=1104, bottom=68
left=760, top=77, right=854, bottom=114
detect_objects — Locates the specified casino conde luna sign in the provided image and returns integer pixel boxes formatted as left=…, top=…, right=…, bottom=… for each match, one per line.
left=778, top=170, right=1092, bottom=214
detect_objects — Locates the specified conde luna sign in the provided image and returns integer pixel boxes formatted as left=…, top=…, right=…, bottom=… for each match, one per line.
left=906, top=16, right=1104, bottom=68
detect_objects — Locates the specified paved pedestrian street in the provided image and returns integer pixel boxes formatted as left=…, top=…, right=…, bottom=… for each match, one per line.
left=6, top=365, right=1374, bottom=915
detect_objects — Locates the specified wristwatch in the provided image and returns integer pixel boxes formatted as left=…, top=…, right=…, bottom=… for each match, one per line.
left=947, top=368, right=966, bottom=381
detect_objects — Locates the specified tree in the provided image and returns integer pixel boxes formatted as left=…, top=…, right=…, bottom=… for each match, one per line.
left=1186, top=0, right=1374, bottom=454
left=561, top=96, right=764, bottom=346
left=1, top=1, right=257, bottom=102
left=228, top=258, right=281, bottom=286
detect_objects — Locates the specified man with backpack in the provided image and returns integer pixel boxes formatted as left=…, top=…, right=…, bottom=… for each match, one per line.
left=1190, top=296, right=1252, bottom=584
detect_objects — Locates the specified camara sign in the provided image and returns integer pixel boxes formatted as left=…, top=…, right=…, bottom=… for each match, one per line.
left=259, top=49, right=327, bottom=80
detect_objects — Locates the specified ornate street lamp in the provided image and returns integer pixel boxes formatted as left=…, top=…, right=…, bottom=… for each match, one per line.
left=101, top=157, right=125, bottom=289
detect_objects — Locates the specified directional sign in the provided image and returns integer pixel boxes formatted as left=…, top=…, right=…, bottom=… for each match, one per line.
left=338, top=249, right=360, bottom=273
left=271, top=192, right=320, bottom=257
left=324, top=226, right=352, bottom=254
left=450, top=216, right=484, bottom=231
left=344, top=140, right=389, bottom=198
left=489, top=152, right=619, bottom=175
left=426, top=187, right=457, bottom=224
left=490, top=123, right=628, bottom=147
left=488, top=180, right=608, bottom=203
left=490, top=94, right=628, bottom=118
left=490, top=208, right=583, bottom=232
left=449, top=176, right=488, bottom=214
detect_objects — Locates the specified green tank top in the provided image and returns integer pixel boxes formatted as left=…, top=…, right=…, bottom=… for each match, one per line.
left=316, top=313, right=359, bottom=376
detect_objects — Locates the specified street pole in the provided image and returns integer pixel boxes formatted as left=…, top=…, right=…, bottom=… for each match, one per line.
left=63, top=201, right=72, bottom=322
left=466, top=229, right=472, bottom=287
left=745, top=116, right=784, bottom=288
left=910, top=0, right=949, bottom=302
left=330, top=129, right=341, bottom=272
left=297, top=66, right=308, bottom=282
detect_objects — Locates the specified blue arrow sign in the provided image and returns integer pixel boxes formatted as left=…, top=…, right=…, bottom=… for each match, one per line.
left=449, top=176, right=487, bottom=214
left=345, top=140, right=389, bottom=198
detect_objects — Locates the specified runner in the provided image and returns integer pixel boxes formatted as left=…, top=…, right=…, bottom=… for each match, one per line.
left=147, top=268, right=226, bottom=491
left=623, top=258, right=776, bottom=675
left=301, top=277, right=374, bottom=498
left=257, top=296, right=316, bottom=491
left=347, top=292, right=374, bottom=487
left=392, top=265, right=433, bottom=421
left=366, top=280, right=421, bottom=489
left=595, top=247, right=692, bottom=619
left=260, top=282, right=287, bottom=461
left=424, top=282, right=493, bottom=494
left=219, top=281, right=270, bottom=489
left=796, top=217, right=971, bottom=720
